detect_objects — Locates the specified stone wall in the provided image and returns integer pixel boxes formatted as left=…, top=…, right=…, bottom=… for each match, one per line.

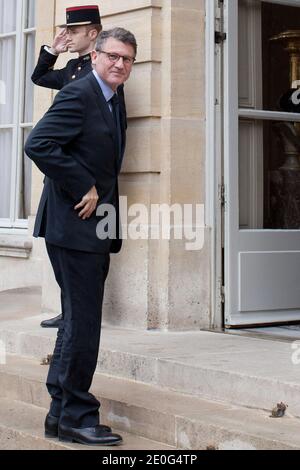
left=29, top=0, right=211, bottom=330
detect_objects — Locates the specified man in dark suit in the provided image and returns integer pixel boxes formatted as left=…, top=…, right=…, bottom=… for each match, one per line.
left=25, top=27, right=137, bottom=446
left=31, top=5, right=127, bottom=328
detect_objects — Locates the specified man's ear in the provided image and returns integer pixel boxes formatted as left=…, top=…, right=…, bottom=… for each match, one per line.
left=88, top=28, right=99, bottom=42
left=91, top=50, right=98, bottom=65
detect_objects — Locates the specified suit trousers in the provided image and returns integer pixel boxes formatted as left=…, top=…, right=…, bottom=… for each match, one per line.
left=45, top=242, right=110, bottom=428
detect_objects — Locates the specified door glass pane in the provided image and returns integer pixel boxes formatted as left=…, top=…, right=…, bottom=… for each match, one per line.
left=0, top=129, right=12, bottom=219
left=238, top=0, right=300, bottom=231
left=18, top=128, right=32, bottom=220
left=239, top=117, right=300, bottom=230
left=0, top=37, right=15, bottom=125
left=0, top=0, right=17, bottom=34
left=239, top=0, right=300, bottom=113
left=25, top=0, right=36, bottom=29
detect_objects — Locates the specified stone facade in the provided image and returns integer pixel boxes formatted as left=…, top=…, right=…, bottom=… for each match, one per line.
left=3, top=0, right=211, bottom=331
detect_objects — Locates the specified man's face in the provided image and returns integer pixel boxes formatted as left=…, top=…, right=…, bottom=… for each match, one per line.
left=91, top=38, right=135, bottom=91
left=66, top=26, right=94, bottom=54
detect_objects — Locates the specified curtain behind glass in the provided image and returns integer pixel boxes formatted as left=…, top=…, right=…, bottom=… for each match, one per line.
left=23, top=32, right=34, bottom=123
left=0, top=32, right=15, bottom=221
left=0, top=38, right=15, bottom=125
left=0, top=129, right=12, bottom=218
left=20, top=0, right=36, bottom=219
left=20, top=32, right=35, bottom=218
left=19, top=128, right=32, bottom=219
left=0, top=0, right=17, bottom=34
left=25, top=0, right=35, bottom=29
left=0, top=0, right=36, bottom=223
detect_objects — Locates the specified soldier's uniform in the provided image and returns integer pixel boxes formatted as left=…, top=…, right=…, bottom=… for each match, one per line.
left=32, top=46, right=94, bottom=90
left=32, top=4, right=103, bottom=90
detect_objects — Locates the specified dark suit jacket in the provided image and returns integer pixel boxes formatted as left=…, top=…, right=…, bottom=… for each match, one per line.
left=25, top=72, right=126, bottom=254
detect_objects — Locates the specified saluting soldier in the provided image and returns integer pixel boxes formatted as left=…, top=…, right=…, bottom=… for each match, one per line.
left=32, top=5, right=102, bottom=89
left=32, top=5, right=127, bottom=329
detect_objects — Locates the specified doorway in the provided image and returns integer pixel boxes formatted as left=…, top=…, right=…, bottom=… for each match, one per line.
left=222, top=0, right=300, bottom=327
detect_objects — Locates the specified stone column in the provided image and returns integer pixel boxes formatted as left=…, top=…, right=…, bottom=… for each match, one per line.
left=159, top=0, right=210, bottom=329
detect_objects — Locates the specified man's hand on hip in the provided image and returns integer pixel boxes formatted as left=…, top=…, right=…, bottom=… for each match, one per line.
left=75, top=186, right=99, bottom=220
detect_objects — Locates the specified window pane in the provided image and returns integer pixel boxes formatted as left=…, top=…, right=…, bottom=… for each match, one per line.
left=25, top=0, right=36, bottom=29
left=0, top=0, right=17, bottom=34
left=18, top=127, right=32, bottom=219
left=238, top=0, right=300, bottom=113
left=239, top=118, right=300, bottom=230
left=0, top=37, right=15, bottom=125
left=0, top=129, right=12, bottom=219
left=23, top=32, right=35, bottom=123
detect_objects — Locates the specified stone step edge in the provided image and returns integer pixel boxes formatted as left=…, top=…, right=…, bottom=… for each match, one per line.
left=1, top=355, right=300, bottom=450
left=1, top=328, right=300, bottom=419
left=0, top=398, right=175, bottom=451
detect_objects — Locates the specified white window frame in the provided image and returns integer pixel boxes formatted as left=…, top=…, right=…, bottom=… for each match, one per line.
left=205, top=0, right=226, bottom=329
left=0, top=0, right=36, bottom=231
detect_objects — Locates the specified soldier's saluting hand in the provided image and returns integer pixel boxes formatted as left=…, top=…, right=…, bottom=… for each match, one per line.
left=49, top=28, right=71, bottom=55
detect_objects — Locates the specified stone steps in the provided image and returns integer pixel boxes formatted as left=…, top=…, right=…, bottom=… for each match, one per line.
left=1, top=313, right=300, bottom=419
left=2, top=296, right=300, bottom=450
left=0, top=397, right=173, bottom=450
left=1, top=354, right=300, bottom=450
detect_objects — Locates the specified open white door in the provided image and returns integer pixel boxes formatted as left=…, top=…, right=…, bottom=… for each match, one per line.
left=224, top=0, right=300, bottom=327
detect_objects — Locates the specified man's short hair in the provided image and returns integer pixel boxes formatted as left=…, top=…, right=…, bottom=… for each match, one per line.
left=86, top=23, right=102, bottom=35
left=95, top=27, right=137, bottom=57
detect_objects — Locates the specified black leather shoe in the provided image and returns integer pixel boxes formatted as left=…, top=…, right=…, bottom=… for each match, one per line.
left=58, top=424, right=123, bottom=446
left=40, top=314, right=63, bottom=328
left=45, top=413, right=112, bottom=438
left=45, top=413, right=60, bottom=438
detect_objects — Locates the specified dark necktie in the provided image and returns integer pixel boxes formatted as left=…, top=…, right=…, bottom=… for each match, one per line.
left=110, top=94, right=122, bottom=161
